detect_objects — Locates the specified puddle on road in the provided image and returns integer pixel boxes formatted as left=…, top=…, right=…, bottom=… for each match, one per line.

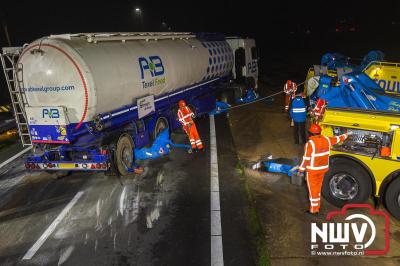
left=57, top=245, right=75, bottom=266
left=115, top=169, right=172, bottom=229
left=27, top=158, right=187, bottom=265
left=81, top=166, right=180, bottom=254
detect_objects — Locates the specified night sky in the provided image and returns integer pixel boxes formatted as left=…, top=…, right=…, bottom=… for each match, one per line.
left=1, top=0, right=400, bottom=103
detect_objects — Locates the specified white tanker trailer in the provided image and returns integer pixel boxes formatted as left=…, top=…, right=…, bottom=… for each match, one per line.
left=0, top=32, right=259, bottom=175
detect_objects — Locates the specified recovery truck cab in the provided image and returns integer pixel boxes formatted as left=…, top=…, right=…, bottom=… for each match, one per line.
left=320, top=108, right=400, bottom=219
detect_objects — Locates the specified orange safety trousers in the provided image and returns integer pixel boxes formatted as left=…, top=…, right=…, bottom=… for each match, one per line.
left=184, top=123, right=203, bottom=150
left=305, top=171, right=326, bottom=213
left=300, top=134, right=348, bottom=213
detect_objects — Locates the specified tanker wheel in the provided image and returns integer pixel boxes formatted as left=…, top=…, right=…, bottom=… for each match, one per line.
left=115, top=133, right=134, bottom=176
left=218, top=90, right=234, bottom=104
left=246, top=77, right=256, bottom=91
left=233, top=84, right=245, bottom=100
left=153, top=117, right=169, bottom=139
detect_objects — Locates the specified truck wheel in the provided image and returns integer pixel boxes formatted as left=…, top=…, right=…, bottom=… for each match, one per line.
left=234, top=85, right=245, bottom=99
left=115, top=133, right=134, bottom=176
left=384, top=178, right=400, bottom=219
left=246, top=77, right=256, bottom=91
left=153, top=117, right=169, bottom=139
left=322, top=159, right=372, bottom=207
left=218, top=90, right=234, bottom=104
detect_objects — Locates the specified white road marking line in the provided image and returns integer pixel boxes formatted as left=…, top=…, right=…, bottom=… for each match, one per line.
left=211, top=211, right=222, bottom=236
left=0, top=146, right=32, bottom=169
left=22, top=191, right=84, bottom=260
left=210, top=192, right=221, bottom=211
left=210, top=115, right=224, bottom=266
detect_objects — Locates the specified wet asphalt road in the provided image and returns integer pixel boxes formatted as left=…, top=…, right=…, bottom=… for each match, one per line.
left=0, top=115, right=254, bottom=266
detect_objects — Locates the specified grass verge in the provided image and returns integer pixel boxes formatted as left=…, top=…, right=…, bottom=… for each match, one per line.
left=236, top=162, right=271, bottom=266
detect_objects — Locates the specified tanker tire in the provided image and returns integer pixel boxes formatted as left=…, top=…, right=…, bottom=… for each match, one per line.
left=322, top=159, right=372, bottom=207
left=153, top=117, right=169, bottom=139
left=234, top=85, right=244, bottom=99
left=115, top=133, right=134, bottom=176
left=246, top=77, right=256, bottom=90
left=384, top=178, right=400, bottom=220
left=218, top=90, right=234, bottom=104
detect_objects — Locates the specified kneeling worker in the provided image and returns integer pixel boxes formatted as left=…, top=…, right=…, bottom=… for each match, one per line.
left=298, top=123, right=352, bottom=214
left=177, top=100, right=203, bottom=152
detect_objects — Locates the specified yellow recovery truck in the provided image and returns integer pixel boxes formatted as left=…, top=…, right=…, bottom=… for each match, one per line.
left=305, top=61, right=400, bottom=96
left=363, top=61, right=400, bottom=94
left=320, top=108, right=400, bottom=219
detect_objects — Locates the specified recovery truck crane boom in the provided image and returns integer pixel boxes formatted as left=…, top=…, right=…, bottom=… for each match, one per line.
left=317, top=72, right=400, bottom=112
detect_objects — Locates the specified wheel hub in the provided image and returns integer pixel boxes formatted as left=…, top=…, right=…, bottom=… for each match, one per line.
left=157, top=123, right=166, bottom=135
left=122, top=147, right=132, bottom=166
left=329, top=173, right=359, bottom=200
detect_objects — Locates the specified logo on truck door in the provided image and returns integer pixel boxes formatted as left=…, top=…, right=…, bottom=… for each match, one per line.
left=248, top=60, right=257, bottom=74
left=138, top=56, right=166, bottom=89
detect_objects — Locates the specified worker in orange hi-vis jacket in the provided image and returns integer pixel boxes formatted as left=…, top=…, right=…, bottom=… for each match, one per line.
left=283, top=80, right=297, bottom=112
left=177, top=100, right=203, bottom=152
left=298, top=123, right=352, bottom=214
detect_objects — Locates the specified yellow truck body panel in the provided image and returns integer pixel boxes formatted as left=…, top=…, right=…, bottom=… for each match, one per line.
left=364, top=61, right=400, bottom=95
left=321, top=108, right=400, bottom=197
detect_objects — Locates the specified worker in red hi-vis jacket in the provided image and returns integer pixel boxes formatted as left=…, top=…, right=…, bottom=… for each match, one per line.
left=177, top=100, right=203, bottom=152
left=298, top=123, right=352, bottom=214
left=283, top=80, right=297, bottom=112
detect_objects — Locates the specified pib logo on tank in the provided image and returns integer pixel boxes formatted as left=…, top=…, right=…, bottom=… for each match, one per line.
left=138, top=56, right=166, bottom=88
left=310, top=204, right=390, bottom=256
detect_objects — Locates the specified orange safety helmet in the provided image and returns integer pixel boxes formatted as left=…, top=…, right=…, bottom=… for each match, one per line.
left=178, top=100, right=186, bottom=108
left=309, top=123, right=322, bottom=134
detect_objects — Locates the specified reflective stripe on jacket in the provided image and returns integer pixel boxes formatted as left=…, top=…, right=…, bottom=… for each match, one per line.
left=177, top=106, right=194, bottom=126
left=299, top=134, right=348, bottom=172
left=290, top=96, right=307, bottom=122
left=284, top=82, right=298, bottom=95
